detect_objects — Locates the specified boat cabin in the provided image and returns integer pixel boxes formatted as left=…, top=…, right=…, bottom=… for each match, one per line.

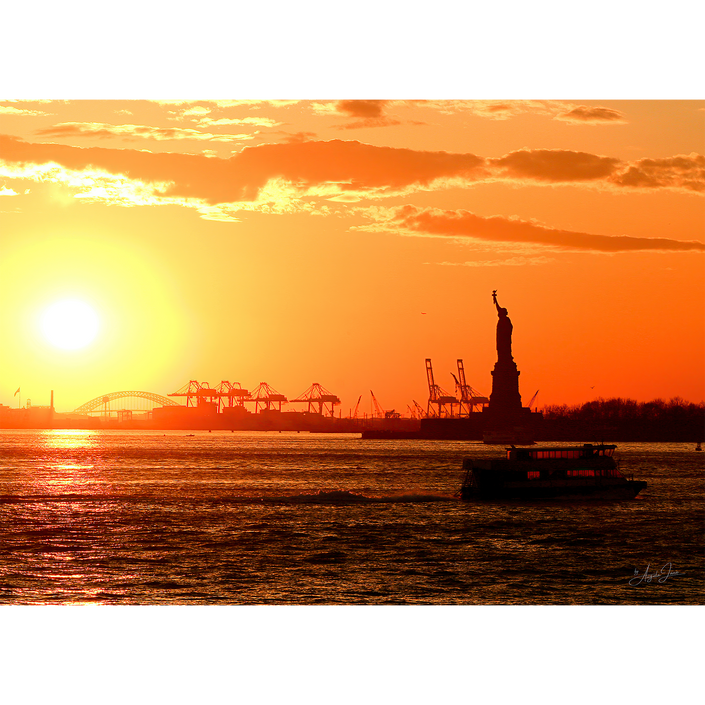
left=506, top=444, right=616, bottom=462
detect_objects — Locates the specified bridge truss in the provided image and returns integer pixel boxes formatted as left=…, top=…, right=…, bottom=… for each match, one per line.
left=74, top=391, right=180, bottom=416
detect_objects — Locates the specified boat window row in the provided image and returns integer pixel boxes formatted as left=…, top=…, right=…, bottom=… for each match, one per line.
left=567, top=469, right=596, bottom=477
left=526, top=467, right=624, bottom=480
left=528, top=469, right=604, bottom=478
left=525, top=448, right=614, bottom=460
left=532, top=450, right=584, bottom=460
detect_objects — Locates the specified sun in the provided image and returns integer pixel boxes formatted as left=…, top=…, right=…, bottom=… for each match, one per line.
left=40, top=299, right=100, bottom=350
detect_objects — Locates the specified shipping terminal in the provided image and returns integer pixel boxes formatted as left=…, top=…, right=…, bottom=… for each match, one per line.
left=0, top=291, right=543, bottom=444
left=0, top=292, right=547, bottom=442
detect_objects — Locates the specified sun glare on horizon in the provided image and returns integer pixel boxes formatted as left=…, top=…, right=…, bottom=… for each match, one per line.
left=39, top=299, right=100, bottom=350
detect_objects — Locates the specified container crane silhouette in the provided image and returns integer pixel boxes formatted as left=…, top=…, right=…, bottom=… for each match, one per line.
left=352, top=395, right=362, bottom=419
left=528, top=390, right=539, bottom=410
left=168, top=380, right=219, bottom=408
left=290, top=383, right=341, bottom=417
left=370, top=390, right=400, bottom=419
left=454, top=359, right=489, bottom=416
left=425, top=359, right=458, bottom=417
left=247, top=382, right=288, bottom=413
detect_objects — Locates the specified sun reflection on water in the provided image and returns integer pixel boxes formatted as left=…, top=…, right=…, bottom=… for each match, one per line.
left=39, top=429, right=98, bottom=451
left=33, top=430, right=101, bottom=494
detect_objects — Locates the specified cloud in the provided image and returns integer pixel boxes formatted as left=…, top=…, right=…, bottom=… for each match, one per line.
left=610, top=153, right=705, bottom=192
left=434, top=256, right=557, bottom=266
left=491, top=149, right=620, bottom=182
left=336, top=117, right=403, bottom=130
left=311, top=100, right=564, bottom=121
left=335, top=100, right=389, bottom=118
left=273, top=131, right=318, bottom=143
left=490, top=148, right=705, bottom=192
left=0, top=135, right=487, bottom=205
left=0, top=105, right=46, bottom=117
left=34, top=122, right=256, bottom=143
left=555, top=106, right=627, bottom=123
left=0, top=185, right=19, bottom=196
left=1, top=135, right=703, bottom=220
left=359, top=205, right=705, bottom=253
left=330, top=100, right=408, bottom=130
left=197, top=116, right=280, bottom=128
left=146, top=96, right=303, bottom=108
left=226, top=140, right=487, bottom=198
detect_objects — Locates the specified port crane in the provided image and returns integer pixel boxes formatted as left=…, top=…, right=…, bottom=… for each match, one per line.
left=407, top=399, right=426, bottom=419
left=246, top=382, right=288, bottom=413
left=425, top=359, right=459, bottom=418
left=370, top=390, right=400, bottom=419
left=170, top=380, right=254, bottom=412
left=454, top=359, right=489, bottom=416
left=352, top=395, right=362, bottom=419
left=214, top=381, right=251, bottom=411
left=412, top=399, right=426, bottom=419
left=528, top=390, right=539, bottom=410
left=168, top=380, right=219, bottom=408
left=290, top=382, right=341, bottom=417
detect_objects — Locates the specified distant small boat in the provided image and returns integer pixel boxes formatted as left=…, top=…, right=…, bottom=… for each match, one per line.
left=697, top=442, right=702, bottom=451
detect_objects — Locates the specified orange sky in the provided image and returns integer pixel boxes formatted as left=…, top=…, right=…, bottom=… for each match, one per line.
left=1, top=99, right=703, bottom=413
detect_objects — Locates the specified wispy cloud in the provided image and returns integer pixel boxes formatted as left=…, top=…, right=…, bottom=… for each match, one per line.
left=154, top=100, right=268, bottom=108
left=0, top=105, right=50, bottom=117
left=306, top=99, right=629, bottom=132
left=358, top=205, right=705, bottom=253
left=34, top=122, right=256, bottom=142
left=433, top=256, right=557, bottom=266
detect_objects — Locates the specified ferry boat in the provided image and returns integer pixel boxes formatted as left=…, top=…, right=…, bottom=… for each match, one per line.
left=459, top=443, right=647, bottom=500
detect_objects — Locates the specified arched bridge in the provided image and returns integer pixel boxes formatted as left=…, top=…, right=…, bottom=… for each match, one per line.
left=74, top=391, right=180, bottom=415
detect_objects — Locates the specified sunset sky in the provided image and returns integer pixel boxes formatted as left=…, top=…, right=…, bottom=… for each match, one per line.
left=1, top=99, right=703, bottom=413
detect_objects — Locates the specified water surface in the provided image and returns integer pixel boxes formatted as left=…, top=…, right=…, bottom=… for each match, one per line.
left=0, top=430, right=701, bottom=604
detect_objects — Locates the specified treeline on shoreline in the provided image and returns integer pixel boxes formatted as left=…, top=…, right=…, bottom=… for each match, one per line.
left=539, top=397, right=705, bottom=442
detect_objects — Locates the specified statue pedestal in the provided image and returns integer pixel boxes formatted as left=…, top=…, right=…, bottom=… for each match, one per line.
left=488, top=358, right=523, bottom=416
left=484, top=358, right=537, bottom=443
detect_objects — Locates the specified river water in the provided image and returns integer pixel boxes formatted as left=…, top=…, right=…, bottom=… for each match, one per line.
left=0, top=429, right=702, bottom=605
